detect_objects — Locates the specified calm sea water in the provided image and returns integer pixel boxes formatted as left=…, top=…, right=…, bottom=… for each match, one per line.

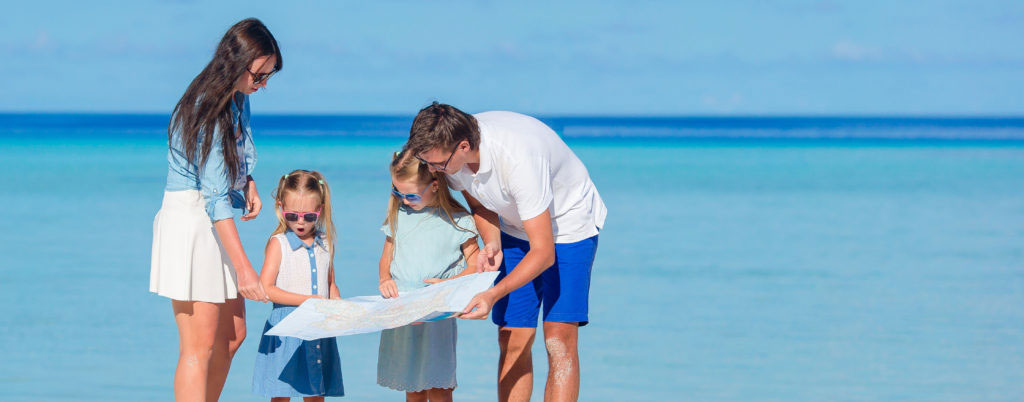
left=1, top=114, right=1023, bottom=401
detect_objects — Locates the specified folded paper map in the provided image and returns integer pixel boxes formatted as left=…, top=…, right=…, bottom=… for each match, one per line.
left=267, top=271, right=499, bottom=340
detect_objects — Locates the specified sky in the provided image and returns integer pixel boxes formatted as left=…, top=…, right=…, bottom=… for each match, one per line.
left=2, top=0, right=1023, bottom=116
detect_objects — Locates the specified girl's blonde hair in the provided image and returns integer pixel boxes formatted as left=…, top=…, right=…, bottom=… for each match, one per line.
left=272, top=169, right=337, bottom=262
left=384, top=151, right=475, bottom=243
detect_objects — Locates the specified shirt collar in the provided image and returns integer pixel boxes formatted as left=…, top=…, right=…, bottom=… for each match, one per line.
left=284, top=230, right=324, bottom=250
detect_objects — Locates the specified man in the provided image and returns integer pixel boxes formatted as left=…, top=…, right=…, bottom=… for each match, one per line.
left=403, top=102, right=606, bottom=401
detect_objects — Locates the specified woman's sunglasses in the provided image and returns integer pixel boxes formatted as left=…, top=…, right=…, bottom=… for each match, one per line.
left=248, top=68, right=275, bottom=85
left=283, top=209, right=320, bottom=222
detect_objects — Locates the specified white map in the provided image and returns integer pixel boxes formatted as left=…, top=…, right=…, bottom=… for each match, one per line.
left=267, top=271, right=499, bottom=340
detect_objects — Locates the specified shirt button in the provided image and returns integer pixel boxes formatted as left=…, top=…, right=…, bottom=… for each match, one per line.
left=316, top=344, right=320, bottom=349
left=317, top=359, right=321, bottom=364
left=312, top=269, right=316, bottom=273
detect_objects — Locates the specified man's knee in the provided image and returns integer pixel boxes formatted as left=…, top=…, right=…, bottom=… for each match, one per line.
left=498, top=327, right=536, bottom=355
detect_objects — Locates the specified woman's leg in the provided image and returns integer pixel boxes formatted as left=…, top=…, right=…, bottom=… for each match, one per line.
left=172, top=300, right=221, bottom=402
left=206, top=297, right=246, bottom=402
left=425, top=387, right=454, bottom=402
left=302, top=397, right=325, bottom=402
left=271, top=397, right=290, bottom=402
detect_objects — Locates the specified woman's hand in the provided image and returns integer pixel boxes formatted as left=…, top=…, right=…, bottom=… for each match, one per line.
left=423, top=277, right=449, bottom=285
left=476, top=242, right=503, bottom=272
left=241, top=176, right=261, bottom=221
left=379, top=278, right=399, bottom=299
left=460, top=289, right=497, bottom=320
left=237, top=266, right=269, bottom=302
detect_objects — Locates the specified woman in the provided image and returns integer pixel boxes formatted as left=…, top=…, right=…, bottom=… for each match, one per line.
left=150, top=18, right=281, bottom=401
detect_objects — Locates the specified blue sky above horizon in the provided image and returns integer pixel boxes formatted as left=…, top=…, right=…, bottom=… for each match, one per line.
left=3, top=1, right=1023, bottom=116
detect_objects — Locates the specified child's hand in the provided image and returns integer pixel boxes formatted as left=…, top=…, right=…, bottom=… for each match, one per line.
left=379, top=278, right=399, bottom=299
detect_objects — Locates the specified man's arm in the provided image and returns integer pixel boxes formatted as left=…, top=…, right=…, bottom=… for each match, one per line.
left=461, top=209, right=555, bottom=319
left=462, top=190, right=503, bottom=271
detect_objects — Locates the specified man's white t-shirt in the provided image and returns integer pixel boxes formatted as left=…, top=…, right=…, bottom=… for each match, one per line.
left=447, top=111, right=607, bottom=244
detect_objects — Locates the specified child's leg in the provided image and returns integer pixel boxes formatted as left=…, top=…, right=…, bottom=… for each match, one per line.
left=302, top=397, right=325, bottom=402
left=271, top=397, right=290, bottom=402
left=207, top=297, right=247, bottom=402
left=425, top=387, right=454, bottom=402
left=497, top=326, right=537, bottom=402
left=406, top=390, right=428, bottom=402
left=171, top=300, right=221, bottom=402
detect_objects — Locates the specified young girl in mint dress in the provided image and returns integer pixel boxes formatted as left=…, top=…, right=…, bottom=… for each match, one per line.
left=376, top=152, right=479, bottom=401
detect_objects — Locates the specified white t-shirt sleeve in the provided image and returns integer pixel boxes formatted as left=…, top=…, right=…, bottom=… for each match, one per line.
left=506, top=155, right=553, bottom=222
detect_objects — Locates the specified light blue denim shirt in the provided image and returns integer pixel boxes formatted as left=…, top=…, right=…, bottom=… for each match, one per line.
left=165, top=92, right=256, bottom=221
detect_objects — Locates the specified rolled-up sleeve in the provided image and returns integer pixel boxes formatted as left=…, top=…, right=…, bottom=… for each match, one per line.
left=198, top=130, right=235, bottom=222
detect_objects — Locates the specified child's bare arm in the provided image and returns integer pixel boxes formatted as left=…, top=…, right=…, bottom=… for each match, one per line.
left=455, top=237, right=480, bottom=278
left=378, top=236, right=398, bottom=298
left=260, top=237, right=323, bottom=306
left=424, top=237, right=480, bottom=284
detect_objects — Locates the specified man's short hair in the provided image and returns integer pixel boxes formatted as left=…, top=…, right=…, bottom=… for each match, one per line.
left=404, top=102, right=480, bottom=156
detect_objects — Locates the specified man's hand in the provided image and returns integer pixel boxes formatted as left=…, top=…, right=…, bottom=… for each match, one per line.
left=476, top=242, right=503, bottom=272
left=460, top=289, right=497, bottom=320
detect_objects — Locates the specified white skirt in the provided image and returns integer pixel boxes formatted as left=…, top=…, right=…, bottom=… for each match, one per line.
left=150, top=190, right=238, bottom=303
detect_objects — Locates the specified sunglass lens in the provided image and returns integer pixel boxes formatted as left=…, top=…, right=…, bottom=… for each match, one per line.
left=284, top=212, right=299, bottom=222
left=303, top=213, right=319, bottom=222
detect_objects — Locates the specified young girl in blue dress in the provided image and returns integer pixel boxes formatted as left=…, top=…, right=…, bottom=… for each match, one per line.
left=253, top=169, right=345, bottom=401
left=376, top=152, right=480, bottom=401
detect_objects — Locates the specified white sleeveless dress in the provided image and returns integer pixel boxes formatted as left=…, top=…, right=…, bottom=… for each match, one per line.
left=252, top=231, right=344, bottom=397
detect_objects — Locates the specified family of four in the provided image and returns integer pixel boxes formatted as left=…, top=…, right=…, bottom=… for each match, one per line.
left=149, top=19, right=606, bottom=402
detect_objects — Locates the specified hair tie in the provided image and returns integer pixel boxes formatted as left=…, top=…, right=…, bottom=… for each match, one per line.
left=282, top=174, right=288, bottom=179
left=318, top=179, right=324, bottom=185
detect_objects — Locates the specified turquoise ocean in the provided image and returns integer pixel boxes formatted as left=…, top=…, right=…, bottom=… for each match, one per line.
left=1, top=114, right=1023, bottom=401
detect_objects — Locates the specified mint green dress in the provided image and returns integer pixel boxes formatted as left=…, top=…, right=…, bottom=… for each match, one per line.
left=377, top=205, right=477, bottom=392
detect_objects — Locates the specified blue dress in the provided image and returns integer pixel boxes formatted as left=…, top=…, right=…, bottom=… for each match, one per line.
left=253, top=232, right=345, bottom=397
left=377, top=206, right=477, bottom=392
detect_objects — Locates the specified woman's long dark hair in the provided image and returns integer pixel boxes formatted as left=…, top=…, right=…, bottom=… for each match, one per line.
left=169, top=18, right=282, bottom=182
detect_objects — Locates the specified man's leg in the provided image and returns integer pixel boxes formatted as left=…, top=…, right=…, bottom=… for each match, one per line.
left=498, top=326, right=537, bottom=402
left=542, top=322, right=580, bottom=402
left=539, top=235, right=598, bottom=402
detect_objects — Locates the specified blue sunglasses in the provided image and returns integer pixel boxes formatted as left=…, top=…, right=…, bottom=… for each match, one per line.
left=391, top=180, right=435, bottom=203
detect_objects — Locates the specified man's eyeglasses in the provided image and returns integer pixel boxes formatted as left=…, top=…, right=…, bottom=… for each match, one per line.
left=283, top=209, right=320, bottom=222
left=414, top=143, right=460, bottom=171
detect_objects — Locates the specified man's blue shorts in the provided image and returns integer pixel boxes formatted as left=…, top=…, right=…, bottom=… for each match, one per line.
left=492, top=232, right=599, bottom=328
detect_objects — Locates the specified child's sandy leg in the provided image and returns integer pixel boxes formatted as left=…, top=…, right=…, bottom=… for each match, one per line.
left=302, top=397, right=325, bottom=402
left=271, top=397, right=290, bottom=402
left=172, top=300, right=220, bottom=402
left=497, top=326, right=536, bottom=402
left=542, top=322, right=580, bottom=402
left=426, top=387, right=454, bottom=402
left=206, top=297, right=246, bottom=402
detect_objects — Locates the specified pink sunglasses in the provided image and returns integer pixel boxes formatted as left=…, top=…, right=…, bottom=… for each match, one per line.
left=282, top=209, right=320, bottom=222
